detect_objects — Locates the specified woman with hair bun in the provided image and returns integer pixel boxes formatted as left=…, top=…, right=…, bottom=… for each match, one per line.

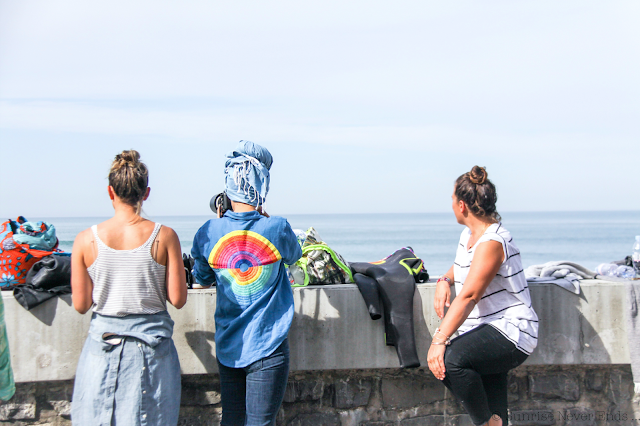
left=71, top=150, right=187, bottom=425
left=428, top=166, right=538, bottom=426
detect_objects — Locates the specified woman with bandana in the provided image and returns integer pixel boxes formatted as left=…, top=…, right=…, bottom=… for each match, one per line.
left=191, top=141, right=302, bottom=426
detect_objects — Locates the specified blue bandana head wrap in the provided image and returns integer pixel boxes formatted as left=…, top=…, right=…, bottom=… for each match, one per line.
left=224, top=140, right=273, bottom=207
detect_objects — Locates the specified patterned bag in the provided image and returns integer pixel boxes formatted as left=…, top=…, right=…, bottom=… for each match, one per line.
left=288, top=227, right=354, bottom=287
left=0, top=218, right=58, bottom=289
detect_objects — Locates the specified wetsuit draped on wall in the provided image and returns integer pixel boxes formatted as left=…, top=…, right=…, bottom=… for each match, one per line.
left=350, top=248, right=428, bottom=368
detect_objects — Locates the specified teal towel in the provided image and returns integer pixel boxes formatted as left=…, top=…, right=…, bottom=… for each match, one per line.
left=13, top=221, right=57, bottom=250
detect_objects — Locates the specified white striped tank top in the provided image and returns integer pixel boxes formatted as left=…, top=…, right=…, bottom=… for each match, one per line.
left=453, top=222, right=538, bottom=354
left=88, top=222, right=167, bottom=317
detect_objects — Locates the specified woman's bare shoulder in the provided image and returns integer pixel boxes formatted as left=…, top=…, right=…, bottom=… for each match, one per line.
left=157, top=224, right=178, bottom=238
left=74, top=227, right=94, bottom=243
left=156, top=224, right=180, bottom=250
left=72, top=227, right=96, bottom=256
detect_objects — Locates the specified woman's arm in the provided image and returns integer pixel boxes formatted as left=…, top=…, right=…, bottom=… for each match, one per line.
left=71, top=229, right=95, bottom=314
left=163, top=227, right=187, bottom=309
left=434, top=265, right=454, bottom=319
left=428, top=240, right=504, bottom=380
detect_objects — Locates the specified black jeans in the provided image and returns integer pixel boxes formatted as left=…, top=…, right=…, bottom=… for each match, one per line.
left=442, top=324, right=529, bottom=425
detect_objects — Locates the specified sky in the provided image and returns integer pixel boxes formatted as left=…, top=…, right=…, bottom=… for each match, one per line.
left=1, top=1, right=639, bottom=217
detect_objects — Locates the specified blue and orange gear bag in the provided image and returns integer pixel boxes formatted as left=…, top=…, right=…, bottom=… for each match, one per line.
left=0, top=217, right=58, bottom=289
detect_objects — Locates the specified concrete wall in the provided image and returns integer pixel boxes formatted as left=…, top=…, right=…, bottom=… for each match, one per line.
left=2, top=279, right=631, bottom=383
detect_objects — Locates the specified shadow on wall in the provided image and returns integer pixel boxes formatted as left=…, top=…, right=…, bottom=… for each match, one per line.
left=13, top=292, right=73, bottom=326
left=527, top=283, right=611, bottom=365
left=289, top=284, right=434, bottom=371
left=185, top=330, right=217, bottom=374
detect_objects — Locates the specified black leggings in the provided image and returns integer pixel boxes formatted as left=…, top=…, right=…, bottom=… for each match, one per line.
left=442, top=324, right=529, bottom=425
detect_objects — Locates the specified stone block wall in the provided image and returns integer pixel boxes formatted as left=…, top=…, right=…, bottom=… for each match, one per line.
left=2, top=365, right=639, bottom=425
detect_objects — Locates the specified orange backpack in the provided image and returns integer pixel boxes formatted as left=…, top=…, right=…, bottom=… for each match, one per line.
left=0, top=218, right=58, bottom=289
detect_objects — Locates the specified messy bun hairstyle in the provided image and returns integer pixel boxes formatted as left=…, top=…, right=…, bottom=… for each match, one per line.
left=108, top=150, right=149, bottom=214
left=454, top=166, right=501, bottom=222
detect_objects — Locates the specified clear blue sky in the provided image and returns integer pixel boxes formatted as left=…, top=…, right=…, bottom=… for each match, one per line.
left=1, top=1, right=639, bottom=217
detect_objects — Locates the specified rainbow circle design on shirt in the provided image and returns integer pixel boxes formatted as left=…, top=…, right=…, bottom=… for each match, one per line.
left=208, top=230, right=282, bottom=303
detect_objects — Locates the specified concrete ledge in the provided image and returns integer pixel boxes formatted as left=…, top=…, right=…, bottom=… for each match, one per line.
left=3, top=279, right=630, bottom=382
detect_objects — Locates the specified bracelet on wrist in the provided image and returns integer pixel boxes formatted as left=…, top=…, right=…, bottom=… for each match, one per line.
left=432, top=328, right=452, bottom=346
left=437, top=276, right=453, bottom=286
left=435, top=328, right=450, bottom=339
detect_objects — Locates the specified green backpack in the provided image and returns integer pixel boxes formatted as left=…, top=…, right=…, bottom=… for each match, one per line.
left=288, top=227, right=354, bottom=287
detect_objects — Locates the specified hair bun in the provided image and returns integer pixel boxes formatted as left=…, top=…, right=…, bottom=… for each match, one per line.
left=469, top=166, right=487, bottom=185
left=108, top=150, right=149, bottom=215
left=114, top=150, right=140, bottom=167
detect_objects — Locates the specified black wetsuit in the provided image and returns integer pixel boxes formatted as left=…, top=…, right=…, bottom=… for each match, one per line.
left=350, top=248, right=428, bottom=368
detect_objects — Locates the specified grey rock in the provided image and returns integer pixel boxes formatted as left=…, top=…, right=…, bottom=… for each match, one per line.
left=0, top=399, right=36, bottom=421
left=400, top=415, right=445, bottom=425
left=563, top=408, right=596, bottom=426
left=288, top=412, right=340, bottom=426
left=0, top=387, right=36, bottom=421
left=529, top=373, right=580, bottom=401
left=44, top=385, right=72, bottom=418
left=585, top=369, right=605, bottom=392
left=381, top=376, right=445, bottom=408
left=283, top=379, right=325, bottom=403
left=177, top=414, right=221, bottom=426
left=607, top=370, right=633, bottom=405
left=333, top=378, right=372, bottom=409
left=50, top=400, right=71, bottom=417
left=359, top=423, right=394, bottom=426
left=444, top=392, right=465, bottom=416
left=508, top=375, right=521, bottom=403
left=509, top=410, right=556, bottom=425
left=447, top=415, right=474, bottom=426
left=181, top=386, right=222, bottom=406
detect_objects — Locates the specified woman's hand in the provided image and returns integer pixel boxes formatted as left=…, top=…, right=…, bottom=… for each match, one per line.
left=434, top=266, right=454, bottom=319
left=427, top=343, right=447, bottom=380
left=434, top=280, right=451, bottom=319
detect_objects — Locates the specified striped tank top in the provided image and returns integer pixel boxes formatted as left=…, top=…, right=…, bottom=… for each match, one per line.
left=453, top=222, right=538, bottom=354
left=88, top=222, right=167, bottom=317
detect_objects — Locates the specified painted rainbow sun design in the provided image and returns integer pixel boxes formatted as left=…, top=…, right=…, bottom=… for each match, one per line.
left=208, top=230, right=282, bottom=305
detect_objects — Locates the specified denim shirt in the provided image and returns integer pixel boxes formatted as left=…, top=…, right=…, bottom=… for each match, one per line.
left=71, top=311, right=181, bottom=426
left=192, top=211, right=302, bottom=368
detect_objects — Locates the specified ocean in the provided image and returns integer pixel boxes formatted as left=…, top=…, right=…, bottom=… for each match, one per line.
left=43, top=211, right=639, bottom=275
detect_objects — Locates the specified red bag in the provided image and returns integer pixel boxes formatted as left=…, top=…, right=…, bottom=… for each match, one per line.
left=0, top=218, right=57, bottom=289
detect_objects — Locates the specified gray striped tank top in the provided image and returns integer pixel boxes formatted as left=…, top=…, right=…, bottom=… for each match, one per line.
left=88, top=222, right=167, bottom=317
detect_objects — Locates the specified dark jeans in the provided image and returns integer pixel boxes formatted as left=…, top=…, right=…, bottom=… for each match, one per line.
left=442, top=324, right=529, bottom=425
left=217, top=339, right=290, bottom=426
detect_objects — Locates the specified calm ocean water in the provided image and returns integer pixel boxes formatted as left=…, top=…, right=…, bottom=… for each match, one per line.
left=42, top=211, right=639, bottom=275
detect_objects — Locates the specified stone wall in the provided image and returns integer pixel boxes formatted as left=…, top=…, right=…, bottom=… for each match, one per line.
left=2, top=365, right=639, bottom=426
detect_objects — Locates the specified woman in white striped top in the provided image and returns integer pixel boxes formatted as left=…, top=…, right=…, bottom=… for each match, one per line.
left=428, top=166, right=538, bottom=426
left=71, top=150, right=187, bottom=425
